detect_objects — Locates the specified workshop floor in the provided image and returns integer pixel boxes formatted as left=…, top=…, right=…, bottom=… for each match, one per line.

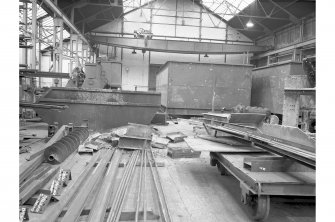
left=19, top=120, right=315, bottom=222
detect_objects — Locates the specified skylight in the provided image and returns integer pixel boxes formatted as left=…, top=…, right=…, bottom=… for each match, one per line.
left=122, top=0, right=152, bottom=13
left=201, top=0, right=255, bottom=21
left=19, top=1, right=70, bottom=50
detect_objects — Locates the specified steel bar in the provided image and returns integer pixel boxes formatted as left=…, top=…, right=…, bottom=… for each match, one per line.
left=114, top=151, right=140, bottom=222
left=19, top=102, right=69, bottom=110
left=88, top=149, right=123, bottom=222
left=44, top=127, right=89, bottom=164
left=115, top=151, right=139, bottom=221
left=143, top=148, right=147, bottom=222
left=60, top=149, right=114, bottom=221
left=19, top=70, right=70, bottom=78
left=19, top=165, right=51, bottom=193
left=135, top=149, right=145, bottom=222
left=107, top=150, right=139, bottom=222
left=107, top=153, right=134, bottom=220
left=19, top=166, right=60, bottom=205
left=20, top=154, right=44, bottom=184
left=147, top=147, right=172, bottom=222
left=40, top=150, right=103, bottom=222
left=91, top=36, right=268, bottom=54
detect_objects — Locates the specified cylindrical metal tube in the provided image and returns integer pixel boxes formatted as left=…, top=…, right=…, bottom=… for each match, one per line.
left=44, top=127, right=89, bottom=164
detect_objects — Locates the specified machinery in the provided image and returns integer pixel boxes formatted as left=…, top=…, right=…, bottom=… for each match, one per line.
left=204, top=112, right=315, bottom=221
left=33, top=60, right=160, bottom=130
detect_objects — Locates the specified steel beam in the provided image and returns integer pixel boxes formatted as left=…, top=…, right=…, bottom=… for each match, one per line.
left=88, top=149, right=122, bottom=222
left=269, top=0, right=299, bottom=24
left=60, top=150, right=114, bottom=222
left=43, top=0, right=90, bottom=46
left=19, top=70, right=70, bottom=78
left=252, top=39, right=315, bottom=59
left=91, top=36, right=267, bottom=54
left=41, top=151, right=103, bottom=222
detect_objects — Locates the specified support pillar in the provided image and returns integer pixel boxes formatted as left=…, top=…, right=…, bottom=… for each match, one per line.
left=38, top=22, right=42, bottom=87
left=31, top=0, right=37, bottom=102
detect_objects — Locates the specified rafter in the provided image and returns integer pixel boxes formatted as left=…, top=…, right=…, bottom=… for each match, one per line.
left=268, top=0, right=299, bottom=24
left=223, top=0, right=273, bottom=35
left=75, top=7, right=113, bottom=25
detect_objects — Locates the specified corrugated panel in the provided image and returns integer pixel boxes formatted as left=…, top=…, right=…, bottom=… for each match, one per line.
left=303, top=18, right=315, bottom=41
left=275, top=25, right=301, bottom=49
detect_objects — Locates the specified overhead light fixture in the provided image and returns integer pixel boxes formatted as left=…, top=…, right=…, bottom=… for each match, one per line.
left=132, top=49, right=137, bottom=54
left=246, top=19, right=254, bottom=28
left=204, top=54, right=209, bottom=58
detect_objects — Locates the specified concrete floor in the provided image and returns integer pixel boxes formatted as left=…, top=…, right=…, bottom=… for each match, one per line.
left=19, top=120, right=315, bottom=222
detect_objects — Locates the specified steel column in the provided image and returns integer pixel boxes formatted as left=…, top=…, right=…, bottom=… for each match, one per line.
left=59, top=19, right=64, bottom=86
left=43, top=0, right=90, bottom=46
left=38, top=22, right=42, bottom=87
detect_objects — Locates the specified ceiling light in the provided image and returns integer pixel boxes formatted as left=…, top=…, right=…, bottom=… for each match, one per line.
left=246, top=19, right=254, bottom=28
left=132, top=49, right=137, bottom=54
left=204, top=54, right=209, bottom=58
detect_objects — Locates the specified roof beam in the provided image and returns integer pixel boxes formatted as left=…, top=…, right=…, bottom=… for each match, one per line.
left=91, top=35, right=268, bottom=54
left=268, top=0, right=299, bottom=24
left=42, top=0, right=90, bottom=46
left=61, top=0, right=122, bottom=11
left=223, top=0, right=273, bottom=35
left=252, top=38, right=315, bottom=59
left=75, top=7, right=113, bottom=25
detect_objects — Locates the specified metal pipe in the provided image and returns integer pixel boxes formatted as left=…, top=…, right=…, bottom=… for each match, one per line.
left=44, top=127, right=89, bottom=164
left=43, top=0, right=90, bottom=46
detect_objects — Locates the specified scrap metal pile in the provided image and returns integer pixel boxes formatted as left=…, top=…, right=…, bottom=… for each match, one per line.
left=19, top=123, right=172, bottom=222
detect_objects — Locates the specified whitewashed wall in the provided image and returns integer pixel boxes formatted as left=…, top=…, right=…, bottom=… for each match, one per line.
left=93, top=0, right=252, bottom=91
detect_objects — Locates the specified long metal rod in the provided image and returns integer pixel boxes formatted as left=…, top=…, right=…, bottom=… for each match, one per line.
left=41, top=150, right=103, bottom=221
left=88, top=149, right=123, bottom=222
left=135, top=149, right=145, bottom=222
left=143, top=148, right=147, bottom=222
left=147, top=147, right=172, bottom=222
left=60, top=149, right=114, bottom=221
left=106, top=151, right=138, bottom=222
left=114, top=151, right=140, bottom=222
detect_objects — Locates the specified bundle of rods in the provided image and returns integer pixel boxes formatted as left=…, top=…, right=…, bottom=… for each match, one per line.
left=106, top=145, right=171, bottom=222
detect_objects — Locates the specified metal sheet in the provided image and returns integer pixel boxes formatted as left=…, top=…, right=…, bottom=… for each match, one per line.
left=251, top=62, right=304, bottom=114
left=156, top=62, right=252, bottom=115
left=207, top=123, right=315, bottom=168
left=35, top=88, right=161, bottom=131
